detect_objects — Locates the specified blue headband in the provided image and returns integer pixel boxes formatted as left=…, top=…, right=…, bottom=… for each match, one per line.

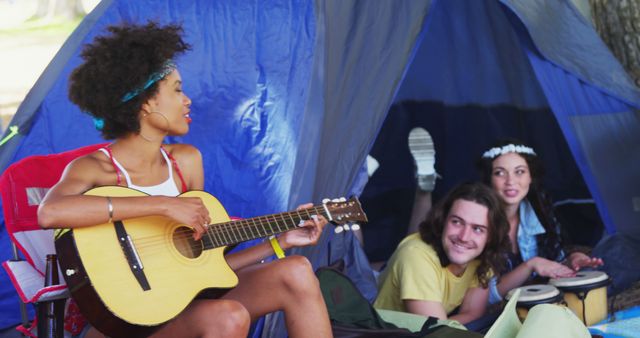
left=93, top=117, right=105, bottom=130
left=121, top=60, right=177, bottom=102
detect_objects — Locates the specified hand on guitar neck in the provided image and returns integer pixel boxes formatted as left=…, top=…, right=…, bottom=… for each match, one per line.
left=276, top=203, right=324, bottom=250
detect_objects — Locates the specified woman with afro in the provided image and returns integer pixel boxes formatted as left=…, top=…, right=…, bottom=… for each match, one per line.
left=38, top=22, right=332, bottom=338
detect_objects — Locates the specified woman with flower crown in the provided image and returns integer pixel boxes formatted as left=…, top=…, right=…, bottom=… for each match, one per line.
left=476, top=139, right=603, bottom=304
left=37, top=22, right=332, bottom=338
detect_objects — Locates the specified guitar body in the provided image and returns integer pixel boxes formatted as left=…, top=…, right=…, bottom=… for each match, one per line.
left=56, top=186, right=239, bottom=337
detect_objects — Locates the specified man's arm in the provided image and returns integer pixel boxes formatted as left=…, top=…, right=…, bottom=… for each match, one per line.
left=404, top=299, right=448, bottom=320
left=404, top=287, right=487, bottom=325
left=448, top=287, right=488, bottom=324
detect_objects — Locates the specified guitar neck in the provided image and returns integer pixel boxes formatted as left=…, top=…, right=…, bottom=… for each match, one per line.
left=201, top=205, right=328, bottom=249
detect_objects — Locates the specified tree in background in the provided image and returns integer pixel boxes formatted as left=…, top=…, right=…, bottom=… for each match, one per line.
left=31, top=0, right=88, bottom=20
left=590, top=0, right=640, bottom=87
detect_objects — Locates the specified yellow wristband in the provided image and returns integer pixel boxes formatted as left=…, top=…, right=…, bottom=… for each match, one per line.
left=269, top=236, right=286, bottom=259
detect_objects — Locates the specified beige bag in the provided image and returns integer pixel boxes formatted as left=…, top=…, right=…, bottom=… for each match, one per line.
left=485, top=289, right=591, bottom=338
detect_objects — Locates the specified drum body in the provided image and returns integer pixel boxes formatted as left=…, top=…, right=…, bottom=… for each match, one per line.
left=550, top=271, right=610, bottom=326
left=506, top=284, right=564, bottom=322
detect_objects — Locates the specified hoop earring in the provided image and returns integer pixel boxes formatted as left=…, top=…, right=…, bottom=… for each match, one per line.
left=139, top=111, right=170, bottom=142
left=148, top=111, right=171, bottom=130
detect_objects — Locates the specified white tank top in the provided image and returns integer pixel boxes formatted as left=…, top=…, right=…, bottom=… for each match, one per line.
left=99, top=147, right=181, bottom=197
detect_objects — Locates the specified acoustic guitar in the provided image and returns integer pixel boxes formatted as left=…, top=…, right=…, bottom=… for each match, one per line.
left=55, top=186, right=367, bottom=338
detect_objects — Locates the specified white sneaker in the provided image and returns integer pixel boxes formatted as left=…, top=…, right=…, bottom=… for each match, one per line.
left=408, top=127, right=438, bottom=191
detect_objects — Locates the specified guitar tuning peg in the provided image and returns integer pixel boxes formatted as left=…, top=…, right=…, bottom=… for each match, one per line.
left=339, top=197, right=346, bottom=202
left=322, top=198, right=330, bottom=204
left=351, top=223, right=360, bottom=231
left=334, top=226, right=344, bottom=234
left=343, top=224, right=350, bottom=231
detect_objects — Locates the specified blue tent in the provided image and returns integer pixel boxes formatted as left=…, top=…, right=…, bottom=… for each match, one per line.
left=393, top=0, right=640, bottom=242
left=362, top=0, right=640, bottom=261
left=1, top=0, right=638, bottom=336
left=0, top=0, right=426, bottom=334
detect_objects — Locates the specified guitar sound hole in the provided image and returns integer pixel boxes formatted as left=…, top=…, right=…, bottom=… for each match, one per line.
left=173, top=227, right=203, bottom=259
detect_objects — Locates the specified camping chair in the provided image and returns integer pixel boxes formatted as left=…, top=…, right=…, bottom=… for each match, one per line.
left=1, top=143, right=106, bottom=337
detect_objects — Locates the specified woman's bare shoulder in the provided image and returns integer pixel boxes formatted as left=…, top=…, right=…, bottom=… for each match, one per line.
left=66, top=152, right=104, bottom=172
left=163, top=143, right=202, bottom=162
left=163, top=143, right=204, bottom=190
left=62, top=151, right=119, bottom=185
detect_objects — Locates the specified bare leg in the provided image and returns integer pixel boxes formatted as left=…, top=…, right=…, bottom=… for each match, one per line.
left=150, top=299, right=250, bottom=338
left=223, top=255, right=333, bottom=338
left=83, top=327, right=105, bottom=338
left=83, top=299, right=249, bottom=338
left=407, top=127, right=437, bottom=235
left=407, top=188, right=432, bottom=235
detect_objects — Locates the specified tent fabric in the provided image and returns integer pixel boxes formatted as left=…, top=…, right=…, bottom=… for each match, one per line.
left=394, top=0, right=549, bottom=109
left=524, top=47, right=640, bottom=237
left=360, top=0, right=638, bottom=259
left=389, top=0, right=640, bottom=239
left=287, top=0, right=430, bottom=205
left=261, top=0, right=431, bottom=335
left=360, top=102, right=600, bottom=261
left=0, top=0, right=427, bottom=334
left=501, top=0, right=640, bottom=106
left=500, top=0, right=640, bottom=237
left=1, top=0, right=639, bottom=335
left=1, top=0, right=322, bottom=330
left=4, top=0, right=319, bottom=218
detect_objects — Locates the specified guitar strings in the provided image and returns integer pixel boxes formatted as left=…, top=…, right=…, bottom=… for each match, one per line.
left=128, top=206, right=327, bottom=252
left=128, top=209, right=323, bottom=256
left=130, top=201, right=345, bottom=253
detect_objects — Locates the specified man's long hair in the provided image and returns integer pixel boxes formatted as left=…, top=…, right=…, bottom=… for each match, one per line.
left=419, top=182, right=510, bottom=287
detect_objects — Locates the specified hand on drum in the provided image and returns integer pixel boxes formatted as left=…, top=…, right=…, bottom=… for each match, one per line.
left=528, top=257, right=576, bottom=279
left=567, top=252, right=604, bottom=271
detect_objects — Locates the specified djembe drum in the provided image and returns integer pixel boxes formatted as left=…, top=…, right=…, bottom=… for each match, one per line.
left=549, top=271, right=610, bottom=326
left=506, top=284, right=564, bottom=322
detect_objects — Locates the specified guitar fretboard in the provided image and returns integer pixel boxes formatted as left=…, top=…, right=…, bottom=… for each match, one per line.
left=201, top=205, right=327, bottom=249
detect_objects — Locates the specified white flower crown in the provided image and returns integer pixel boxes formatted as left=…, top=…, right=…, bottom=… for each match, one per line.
left=482, top=144, right=536, bottom=159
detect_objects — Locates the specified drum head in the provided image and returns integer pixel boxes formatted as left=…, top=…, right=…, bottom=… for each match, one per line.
left=506, top=284, right=560, bottom=303
left=549, top=271, right=609, bottom=288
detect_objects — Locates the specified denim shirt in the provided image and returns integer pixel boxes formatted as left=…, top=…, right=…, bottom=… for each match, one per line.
left=488, top=200, right=564, bottom=304
left=516, top=200, right=546, bottom=262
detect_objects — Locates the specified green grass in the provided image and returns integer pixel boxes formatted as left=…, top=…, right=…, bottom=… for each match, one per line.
left=0, top=16, right=82, bottom=36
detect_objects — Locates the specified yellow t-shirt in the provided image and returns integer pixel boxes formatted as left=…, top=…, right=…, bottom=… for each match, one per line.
left=373, top=233, right=480, bottom=314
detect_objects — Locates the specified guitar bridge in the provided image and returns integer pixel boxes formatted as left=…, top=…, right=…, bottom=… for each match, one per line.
left=114, top=221, right=151, bottom=291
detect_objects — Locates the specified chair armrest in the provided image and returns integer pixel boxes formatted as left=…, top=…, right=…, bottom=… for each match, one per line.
left=3, top=260, right=68, bottom=303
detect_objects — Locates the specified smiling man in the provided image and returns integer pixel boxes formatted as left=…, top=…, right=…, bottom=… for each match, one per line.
left=374, top=183, right=510, bottom=324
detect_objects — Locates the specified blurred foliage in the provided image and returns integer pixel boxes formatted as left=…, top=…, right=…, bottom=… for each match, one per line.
left=0, top=17, right=82, bottom=35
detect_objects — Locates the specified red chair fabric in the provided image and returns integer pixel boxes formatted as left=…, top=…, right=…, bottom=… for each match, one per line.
left=1, top=144, right=106, bottom=271
left=1, top=144, right=106, bottom=336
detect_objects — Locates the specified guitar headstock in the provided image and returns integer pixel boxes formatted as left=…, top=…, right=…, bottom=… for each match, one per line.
left=322, top=196, right=368, bottom=226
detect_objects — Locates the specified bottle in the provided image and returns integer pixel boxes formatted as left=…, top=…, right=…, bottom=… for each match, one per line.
left=37, top=254, right=65, bottom=338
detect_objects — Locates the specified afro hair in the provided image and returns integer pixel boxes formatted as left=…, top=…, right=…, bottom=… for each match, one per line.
left=69, top=21, right=191, bottom=139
